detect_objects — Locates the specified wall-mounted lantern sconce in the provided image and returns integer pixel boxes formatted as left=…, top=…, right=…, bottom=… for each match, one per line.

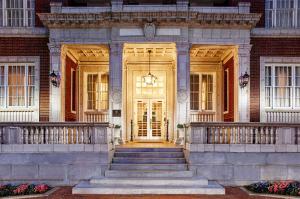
left=239, top=72, right=250, bottom=88
left=49, top=70, right=61, bottom=87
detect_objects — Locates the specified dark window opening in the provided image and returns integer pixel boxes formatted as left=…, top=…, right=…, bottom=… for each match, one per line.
left=124, top=0, right=176, bottom=5
left=66, top=0, right=110, bottom=6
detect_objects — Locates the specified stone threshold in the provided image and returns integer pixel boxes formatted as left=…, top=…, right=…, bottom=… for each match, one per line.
left=240, top=187, right=300, bottom=199
left=0, top=187, right=59, bottom=199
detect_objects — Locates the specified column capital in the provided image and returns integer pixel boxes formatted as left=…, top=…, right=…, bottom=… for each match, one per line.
left=109, top=42, right=124, bottom=56
left=48, top=43, right=61, bottom=56
left=238, top=44, right=252, bottom=56
left=176, top=42, right=191, bottom=55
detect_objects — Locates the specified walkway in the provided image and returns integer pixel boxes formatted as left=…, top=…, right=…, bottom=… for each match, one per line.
left=36, top=187, right=282, bottom=199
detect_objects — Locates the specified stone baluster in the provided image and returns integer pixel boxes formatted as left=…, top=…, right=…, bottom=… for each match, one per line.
left=49, top=127, right=54, bottom=144
left=55, top=127, right=59, bottom=144
left=254, top=127, right=259, bottom=144
left=29, top=127, right=34, bottom=144
left=45, top=127, right=49, bottom=144
left=40, top=127, right=44, bottom=144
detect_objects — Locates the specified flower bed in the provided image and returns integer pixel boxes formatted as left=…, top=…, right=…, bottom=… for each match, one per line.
left=245, top=181, right=300, bottom=196
left=0, top=184, right=51, bottom=197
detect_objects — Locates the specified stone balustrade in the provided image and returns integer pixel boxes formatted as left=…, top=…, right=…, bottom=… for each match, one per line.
left=266, top=110, right=300, bottom=123
left=84, top=112, right=108, bottom=123
left=188, top=122, right=300, bottom=145
left=0, top=122, right=112, bottom=145
left=190, top=112, right=216, bottom=122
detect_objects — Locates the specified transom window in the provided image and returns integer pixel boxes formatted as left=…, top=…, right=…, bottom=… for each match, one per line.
left=0, top=0, right=35, bottom=27
left=0, top=63, right=35, bottom=108
left=86, top=73, right=108, bottom=111
left=190, top=73, right=215, bottom=111
left=265, top=64, right=300, bottom=109
left=135, top=75, right=164, bottom=99
left=265, top=0, right=300, bottom=28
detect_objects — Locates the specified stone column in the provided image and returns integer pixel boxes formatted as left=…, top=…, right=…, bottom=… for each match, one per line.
left=48, top=43, right=63, bottom=122
left=176, top=43, right=190, bottom=126
left=109, top=43, right=123, bottom=136
left=237, top=44, right=252, bottom=122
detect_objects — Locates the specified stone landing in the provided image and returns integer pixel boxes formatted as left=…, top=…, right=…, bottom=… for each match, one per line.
left=72, top=147, right=225, bottom=195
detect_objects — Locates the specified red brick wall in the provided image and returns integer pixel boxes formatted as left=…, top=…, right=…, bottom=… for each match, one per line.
left=250, top=38, right=300, bottom=122
left=35, top=0, right=51, bottom=27
left=65, top=56, right=77, bottom=121
left=0, top=38, right=50, bottom=121
left=223, top=57, right=235, bottom=122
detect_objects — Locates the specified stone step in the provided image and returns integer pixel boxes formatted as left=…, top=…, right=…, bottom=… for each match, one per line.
left=114, top=152, right=184, bottom=158
left=115, top=147, right=183, bottom=153
left=105, top=170, right=194, bottom=178
left=112, top=157, right=186, bottom=164
left=72, top=181, right=225, bottom=195
left=90, top=177, right=208, bottom=186
left=110, top=163, right=188, bottom=170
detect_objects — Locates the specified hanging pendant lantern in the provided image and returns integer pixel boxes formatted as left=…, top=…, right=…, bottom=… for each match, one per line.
left=143, top=50, right=157, bottom=85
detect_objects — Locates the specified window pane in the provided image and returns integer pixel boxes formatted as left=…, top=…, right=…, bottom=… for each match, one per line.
left=0, top=0, right=3, bottom=27
left=27, top=65, right=35, bottom=106
left=274, top=66, right=292, bottom=107
left=0, top=65, right=4, bottom=106
left=8, top=65, right=25, bottom=106
left=100, top=74, right=108, bottom=110
left=87, top=74, right=98, bottom=110
left=295, top=66, right=300, bottom=107
left=190, top=74, right=199, bottom=110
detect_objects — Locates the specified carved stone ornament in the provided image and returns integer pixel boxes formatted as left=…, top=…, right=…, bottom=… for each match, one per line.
left=177, top=89, right=188, bottom=103
left=111, top=89, right=122, bottom=104
left=144, top=23, right=156, bottom=41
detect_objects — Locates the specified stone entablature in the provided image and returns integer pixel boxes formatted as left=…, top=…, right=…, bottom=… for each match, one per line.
left=38, top=11, right=261, bottom=29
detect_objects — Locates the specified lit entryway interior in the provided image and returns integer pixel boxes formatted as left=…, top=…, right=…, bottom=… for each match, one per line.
left=62, top=44, right=109, bottom=122
left=190, top=45, right=237, bottom=122
left=123, top=43, right=176, bottom=142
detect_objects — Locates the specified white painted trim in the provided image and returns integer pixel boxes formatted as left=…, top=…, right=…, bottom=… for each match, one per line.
left=260, top=56, right=300, bottom=122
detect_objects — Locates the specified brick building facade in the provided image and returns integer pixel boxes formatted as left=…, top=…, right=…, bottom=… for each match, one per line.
left=0, top=0, right=299, bottom=139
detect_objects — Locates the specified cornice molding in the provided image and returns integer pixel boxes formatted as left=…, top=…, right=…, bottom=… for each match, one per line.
left=38, top=11, right=261, bottom=29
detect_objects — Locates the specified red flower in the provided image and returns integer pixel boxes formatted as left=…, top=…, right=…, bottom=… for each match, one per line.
left=0, top=184, right=5, bottom=190
left=13, top=184, right=29, bottom=195
left=34, top=184, right=49, bottom=193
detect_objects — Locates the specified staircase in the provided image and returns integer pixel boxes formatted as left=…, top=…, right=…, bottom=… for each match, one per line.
left=73, top=147, right=225, bottom=195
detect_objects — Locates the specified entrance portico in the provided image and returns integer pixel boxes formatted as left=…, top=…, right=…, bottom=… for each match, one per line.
left=41, top=2, right=258, bottom=143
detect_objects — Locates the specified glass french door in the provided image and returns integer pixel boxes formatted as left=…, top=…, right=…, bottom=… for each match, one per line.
left=136, top=99, right=164, bottom=140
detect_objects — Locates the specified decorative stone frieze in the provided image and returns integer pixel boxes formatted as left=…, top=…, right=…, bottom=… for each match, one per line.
left=38, top=12, right=261, bottom=29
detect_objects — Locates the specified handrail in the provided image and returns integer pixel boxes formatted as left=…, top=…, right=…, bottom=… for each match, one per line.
left=190, top=122, right=300, bottom=128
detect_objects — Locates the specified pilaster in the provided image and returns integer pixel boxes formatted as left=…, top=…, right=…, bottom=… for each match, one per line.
left=176, top=42, right=191, bottom=126
left=237, top=44, right=252, bottom=122
left=109, top=42, right=123, bottom=133
left=48, top=43, right=62, bottom=122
